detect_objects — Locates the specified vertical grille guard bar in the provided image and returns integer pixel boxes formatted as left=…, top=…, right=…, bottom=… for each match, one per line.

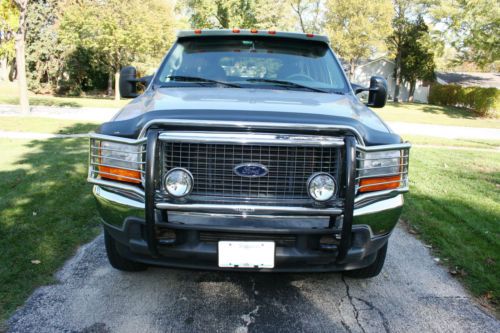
left=337, top=136, right=356, bottom=262
left=145, top=130, right=160, bottom=256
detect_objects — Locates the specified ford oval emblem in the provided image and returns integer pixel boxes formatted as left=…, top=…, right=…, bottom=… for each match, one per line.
left=233, top=163, right=269, bottom=178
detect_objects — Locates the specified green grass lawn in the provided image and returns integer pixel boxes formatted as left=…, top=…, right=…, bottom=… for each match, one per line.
left=0, top=82, right=127, bottom=109
left=0, top=116, right=99, bottom=134
left=403, top=147, right=500, bottom=310
left=0, top=133, right=101, bottom=322
left=375, top=102, right=500, bottom=129
left=403, top=135, right=500, bottom=150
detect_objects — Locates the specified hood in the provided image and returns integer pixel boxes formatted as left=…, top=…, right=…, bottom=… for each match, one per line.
left=99, top=87, right=400, bottom=145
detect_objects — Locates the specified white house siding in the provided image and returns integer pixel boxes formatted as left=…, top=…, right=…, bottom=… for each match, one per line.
left=352, top=58, right=429, bottom=103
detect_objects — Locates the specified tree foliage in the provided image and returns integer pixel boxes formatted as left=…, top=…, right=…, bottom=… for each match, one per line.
left=387, top=0, right=433, bottom=102
left=25, top=0, right=64, bottom=93
left=431, top=0, right=500, bottom=69
left=324, top=0, right=393, bottom=78
left=290, top=0, right=322, bottom=33
left=59, top=0, right=178, bottom=98
left=399, top=16, right=436, bottom=101
left=0, top=0, right=18, bottom=61
left=181, top=0, right=294, bottom=30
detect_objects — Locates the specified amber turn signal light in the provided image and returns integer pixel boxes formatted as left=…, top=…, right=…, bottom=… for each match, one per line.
left=359, top=175, right=401, bottom=193
left=99, top=166, right=141, bottom=184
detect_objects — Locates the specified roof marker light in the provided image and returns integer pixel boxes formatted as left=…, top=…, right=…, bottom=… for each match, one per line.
left=194, top=29, right=202, bottom=34
left=232, top=28, right=240, bottom=33
left=268, top=30, right=276, bottom=35
left=306, top=33, right=314, bottom=37
left=250, top=28, right=258, bottom=33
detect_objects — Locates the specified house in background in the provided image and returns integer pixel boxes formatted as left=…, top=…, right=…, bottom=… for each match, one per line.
left=435, top=72, right=500, bottom=88
left=349, top=57, right=500, bottom=104
left=350, top=57, right=430, bottom=103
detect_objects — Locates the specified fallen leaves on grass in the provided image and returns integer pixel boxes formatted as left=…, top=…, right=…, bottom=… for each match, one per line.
left=485, top=257, right=495, bottom=265
left=449, top=267, right=467, bottom=277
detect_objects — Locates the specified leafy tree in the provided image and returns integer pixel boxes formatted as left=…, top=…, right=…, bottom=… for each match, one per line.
left=0, top=0, right=18, bottom=81
left=324, top=0, right=393, bottom=79
left=387, top=0, right=433, bottom=102
left=289, top=0, right=322, bottom=33
left=399, top=16, right=435, bottom=101
left=181, top=0, right=294, bottom=30
left=431, top=0, right=499, bottom=69
left=59, top=0, right=178, bottom=100
left=25, top=0, right=64, bottom=93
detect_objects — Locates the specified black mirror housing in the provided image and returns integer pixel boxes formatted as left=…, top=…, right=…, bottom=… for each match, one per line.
left=367, top=76, right=387, bottom=108
left=119, top=66, right=139, bottom=98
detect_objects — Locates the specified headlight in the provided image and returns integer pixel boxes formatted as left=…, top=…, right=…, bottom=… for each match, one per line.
left=358, top=150, right=404, bottom=193
left=358, top=150, right=401, bottom=178
left=164, top=168, right=193, bottom=198
left=307, top=173, right=336, bottom=202
left=98, top=141, right=143, bottom=184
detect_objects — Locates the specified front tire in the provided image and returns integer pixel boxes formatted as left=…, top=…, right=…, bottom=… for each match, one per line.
left=104, top=230, right=147, bottom=271
left=343, top=241, right=388, bottom=279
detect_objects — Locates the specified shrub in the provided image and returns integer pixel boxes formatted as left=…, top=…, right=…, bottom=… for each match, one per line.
left=428, top=83, right=499, bottom=117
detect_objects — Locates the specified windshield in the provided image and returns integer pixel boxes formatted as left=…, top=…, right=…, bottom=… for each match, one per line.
left=155, top=36, right=348, bottom=93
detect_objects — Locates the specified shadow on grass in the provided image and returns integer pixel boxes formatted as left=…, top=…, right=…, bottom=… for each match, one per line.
left=56, top=123, right=98, bottom=134
left=30, top=98, right=81, bottom=108
left=420, top=105, right=479, bottom=119
left=387, top=101, right=482, bottom=120
left=403, top=178, right=500, bottom=311
left=0, top=124, right=101, bottom=322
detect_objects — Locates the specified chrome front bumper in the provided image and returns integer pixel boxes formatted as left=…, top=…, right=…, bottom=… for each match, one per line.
left=93, top=185, right=403, bottom=237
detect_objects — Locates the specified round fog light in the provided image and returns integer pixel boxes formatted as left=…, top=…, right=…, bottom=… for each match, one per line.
left=164, top=168, right=193, bottom=198
left=307, top=173, right=336, bottom=202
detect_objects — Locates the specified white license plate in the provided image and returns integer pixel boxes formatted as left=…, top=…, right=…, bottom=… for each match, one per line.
left=218, top=241, right=275, bottom=268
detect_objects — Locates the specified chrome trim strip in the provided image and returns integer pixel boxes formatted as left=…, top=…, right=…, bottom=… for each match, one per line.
left=155, top=202, right=343, bottom=216
left=89, top=133, right=147, bottom=144
left=93, top=185, right=145, bottom=209
left=354, top=187, right=408, bottom=207
left=93, top=184, right=403, bottom=221
left=138, top=119, right=366, bottom=145
left=356, top=142, right=411, bottom=151
left=158, top=131, right=345, bottom=147
left=88, top=178, right=146, bottom=197
left=353, top=194, right=403, bottom=217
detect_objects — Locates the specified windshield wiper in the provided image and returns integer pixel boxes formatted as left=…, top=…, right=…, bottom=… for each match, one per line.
left=245, top=78, right=329, bottom=93
left=164, top=75, right=241, bottom=88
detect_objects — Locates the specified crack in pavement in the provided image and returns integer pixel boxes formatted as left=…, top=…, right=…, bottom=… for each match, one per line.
left=342, top=275, right=367, bottom=333
left=341, top=276, right=391, bottom=333
left=354, top=297, right=391, bottom=333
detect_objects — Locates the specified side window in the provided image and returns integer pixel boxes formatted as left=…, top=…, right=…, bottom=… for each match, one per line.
left=160, top=44, right=184, bottom=81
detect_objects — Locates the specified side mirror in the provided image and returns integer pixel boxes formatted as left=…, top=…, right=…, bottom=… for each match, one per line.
left=367, top=76, right=387, bottom=108
left=119, top=66, right=139, bottom=98
left=353, top=76, right=388, bottom=108
left=119, top=66, right=153, bottom=99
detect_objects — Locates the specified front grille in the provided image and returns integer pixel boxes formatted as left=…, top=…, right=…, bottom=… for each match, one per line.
left=160, top=141, right=341, bottom=203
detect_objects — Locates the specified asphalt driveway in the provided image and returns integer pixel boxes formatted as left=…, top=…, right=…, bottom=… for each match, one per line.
left=7, top=225, right=499, bottom=333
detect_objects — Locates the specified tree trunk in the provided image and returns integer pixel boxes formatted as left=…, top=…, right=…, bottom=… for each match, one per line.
left=107, top=72, right=113, bottom=96
left=14, top=0, right=29, bottom=114
left=0, top=58, right=8, bottom=82
left=349, top=59, right=356, bottom=81
left=394, top=47, right=402, bottom=103
left=408, top=80, right=416, bottom=103
left=114, top=70, right=120, bottom=101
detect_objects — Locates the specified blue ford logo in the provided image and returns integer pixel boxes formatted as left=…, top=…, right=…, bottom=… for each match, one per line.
left=233, top=163, right=269, bottom=178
